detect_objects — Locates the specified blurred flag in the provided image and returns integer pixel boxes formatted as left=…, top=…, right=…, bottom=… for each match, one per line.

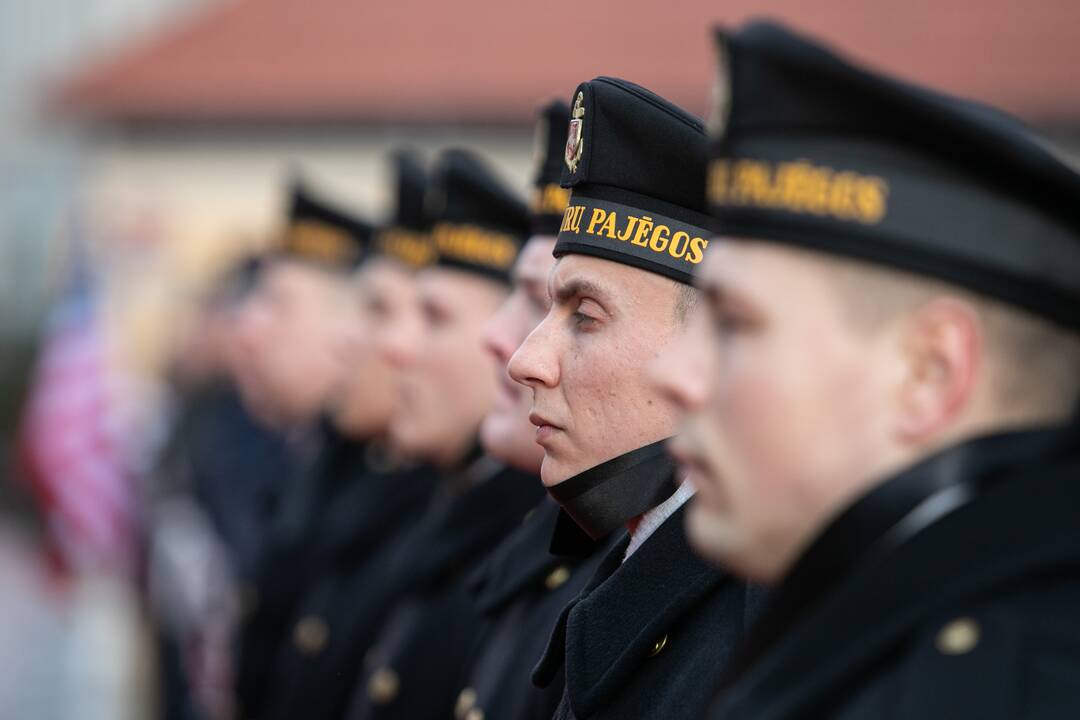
left=17, top=252, right=143, bottom=578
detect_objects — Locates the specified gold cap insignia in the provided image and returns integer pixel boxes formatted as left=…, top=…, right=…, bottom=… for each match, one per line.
left=565, top=91, right=585, bottom=173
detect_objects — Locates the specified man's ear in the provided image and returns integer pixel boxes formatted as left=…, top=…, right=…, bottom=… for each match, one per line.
left=893, top=297, right=984, bottom=444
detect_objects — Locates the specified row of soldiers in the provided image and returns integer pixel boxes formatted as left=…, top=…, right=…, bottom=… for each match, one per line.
left=158, top=18, right=1080, bottom=720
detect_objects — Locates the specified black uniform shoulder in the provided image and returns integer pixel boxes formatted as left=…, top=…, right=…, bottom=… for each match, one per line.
left=844, top=573, right=1080, bottom=720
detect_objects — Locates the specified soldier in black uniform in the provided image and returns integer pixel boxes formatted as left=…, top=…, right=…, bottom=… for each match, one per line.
left=151, top=255, right=296, bottom=720
left=234, top=179, right=384, bottom=720
left=449, top=100, right=620, bottom=720
left=346, top=148, right=545, bottom=720
left=257, top=151, right=441, bottom=720
left=506, top=79, right=758, bottom=720
left=154, top=255, right=292, bottom=585
left=651, top=20, right=1080, bottom=720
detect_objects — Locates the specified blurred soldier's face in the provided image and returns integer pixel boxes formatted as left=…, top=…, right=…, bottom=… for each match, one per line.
left=508, top=254, right=684, bottom=487
left=480, top=238, right=556, bottom=473
left=223, top=300, right=276, bottom=423
left=236, top=259, right=351, bottom=426
left=329, top=260, right=408, bottom=439
left=652, top=241, right=900, bottom=583
left=385, top=267, right=508, bottom=467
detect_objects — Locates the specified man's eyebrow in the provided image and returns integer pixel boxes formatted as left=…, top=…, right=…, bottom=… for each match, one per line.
left=700, top=277, right=753, bottom=314
left=550, top=276, right=609, bottom=305
left=700, top=279, right=725, bottom=309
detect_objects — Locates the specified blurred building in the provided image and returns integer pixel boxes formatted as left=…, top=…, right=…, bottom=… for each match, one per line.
left=13, top=0, right=1080, bottom=373
left=0, top=0, right=218, bottom=501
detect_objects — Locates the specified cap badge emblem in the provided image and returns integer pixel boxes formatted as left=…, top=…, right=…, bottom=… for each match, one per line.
left=565, top=91, right=585, bottom=173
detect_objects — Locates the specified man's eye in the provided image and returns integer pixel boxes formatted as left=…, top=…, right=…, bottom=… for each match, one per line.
left=572, top=310, right=598, bottom=328
left=713, top=312, right=748, bottom=335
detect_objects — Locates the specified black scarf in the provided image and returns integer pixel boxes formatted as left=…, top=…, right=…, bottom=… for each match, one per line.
left=547, top=439, right=679, bottom=555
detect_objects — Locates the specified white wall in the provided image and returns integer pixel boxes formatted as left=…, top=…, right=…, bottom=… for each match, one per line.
left=0, top=0, right=213, bottom=337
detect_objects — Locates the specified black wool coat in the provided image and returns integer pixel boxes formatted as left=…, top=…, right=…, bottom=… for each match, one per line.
left=534, top=504, right=761, bottom=720
left=236, top=426, right=377, bottom=719
left=454, top=497, right=618, bottom=720
left=346, top=463, right=545, bottom=720
left=259, top=458, right=436, bottom=720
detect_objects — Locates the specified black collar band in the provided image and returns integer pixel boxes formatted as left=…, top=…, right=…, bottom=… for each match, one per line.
left=547, top=439, right=679, bottom=544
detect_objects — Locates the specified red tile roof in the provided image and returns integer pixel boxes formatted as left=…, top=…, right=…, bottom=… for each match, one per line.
left=52, top=0, right=1080, bottom=125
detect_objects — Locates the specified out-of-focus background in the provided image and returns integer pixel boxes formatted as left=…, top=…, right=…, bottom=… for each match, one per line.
left=1, top=0, right=1078, bottom=717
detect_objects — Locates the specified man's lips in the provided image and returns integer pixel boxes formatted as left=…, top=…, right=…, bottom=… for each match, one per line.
left=528, top=411, right=563, bottom=444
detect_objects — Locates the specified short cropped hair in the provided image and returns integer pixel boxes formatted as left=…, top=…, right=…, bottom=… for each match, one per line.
left=820, top=255, right=1080, bottom=421
left=674, top=281, right=701, bottom=324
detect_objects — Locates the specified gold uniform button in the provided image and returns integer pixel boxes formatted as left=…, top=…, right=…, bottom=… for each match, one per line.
left=936, top=617, right=981, bottom=656
left=455, top=687, right=477, bottom=719
left=367, top=667, right=400, bottom=705
left=649, top=633, right=668, bottom=657
left=545, top=565, right=571, bottom=590
left=293, top=615, right=329, bottom=656
left=465, top=709, right=485, bottom=720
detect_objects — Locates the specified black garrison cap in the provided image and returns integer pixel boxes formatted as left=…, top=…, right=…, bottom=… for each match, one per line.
left=279, top=179, right=373, bottom=270
left=374, top=150, right=436, bottom=269
left=427, top=148, right=530, bottom=284
left=531, top=100, right=572, bottom=236
left=708, top=20, right=1080, bottom=331
left=555, top=77, right=712, bottom=285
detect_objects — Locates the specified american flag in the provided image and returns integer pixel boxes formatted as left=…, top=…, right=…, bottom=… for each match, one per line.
left=18, top=262, right=143, bottom=578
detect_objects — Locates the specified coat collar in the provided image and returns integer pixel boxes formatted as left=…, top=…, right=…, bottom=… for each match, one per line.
left=547, top=439, right=679, bottom=545
left=716, top=423, right=1080, bottom=719
left=537, top=504, right=732, bottom=718
left=468, top=497, right=565, bottom=614
left=313, top=456, right=437, bottom=568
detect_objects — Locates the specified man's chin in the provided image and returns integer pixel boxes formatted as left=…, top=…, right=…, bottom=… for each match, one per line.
left=387, top=418, right=428, bottom=460
left=538, top=455, right=565, bottom=488
left=685, top=500, right=744, bottom=571
left=539, top=450, right=586, bottom=488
